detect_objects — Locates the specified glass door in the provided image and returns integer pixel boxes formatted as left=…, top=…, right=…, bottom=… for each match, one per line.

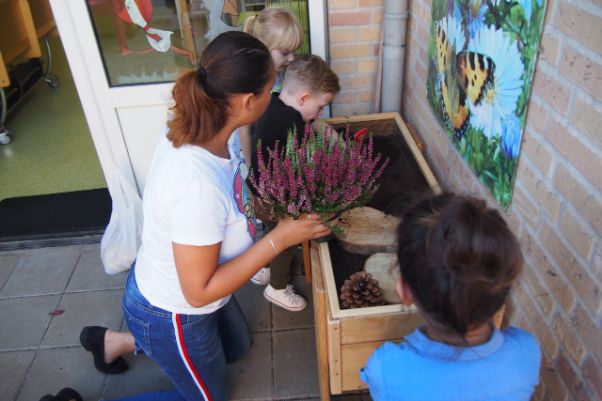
left=51, top=0, right=325, bottom=197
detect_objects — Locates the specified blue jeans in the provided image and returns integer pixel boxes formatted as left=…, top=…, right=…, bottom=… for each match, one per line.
left=112, top=269, right=252, bottom=401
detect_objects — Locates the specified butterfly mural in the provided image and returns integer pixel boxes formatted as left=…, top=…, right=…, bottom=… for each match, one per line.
left=427, top=0, right=546, bottom=207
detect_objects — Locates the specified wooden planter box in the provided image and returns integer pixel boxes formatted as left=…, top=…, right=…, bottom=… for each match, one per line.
left=308, top=112, right=441, bottom=400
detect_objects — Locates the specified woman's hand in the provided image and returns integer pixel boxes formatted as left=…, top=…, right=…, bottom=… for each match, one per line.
left=270, top=214, right=331, bottom=250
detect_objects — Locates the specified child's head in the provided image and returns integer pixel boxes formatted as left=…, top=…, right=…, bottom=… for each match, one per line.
left=281, top=54, right=340, bottom=121
left=396, top=193, right=523, bottom=338
left=243, top=7, right=303, bottom=71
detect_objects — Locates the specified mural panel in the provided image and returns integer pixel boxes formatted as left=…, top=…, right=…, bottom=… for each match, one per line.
left=427, top=0, right=546, bottom=206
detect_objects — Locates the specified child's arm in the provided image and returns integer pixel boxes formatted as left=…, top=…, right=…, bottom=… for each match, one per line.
left=239, top=124, right=253, bottom=166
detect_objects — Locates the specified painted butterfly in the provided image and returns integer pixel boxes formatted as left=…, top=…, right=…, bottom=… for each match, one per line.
left=434, top=22, right=496, bottom=138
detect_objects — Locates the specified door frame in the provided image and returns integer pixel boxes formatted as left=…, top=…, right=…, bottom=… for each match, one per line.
left=49, top=0, right=329, bottom=199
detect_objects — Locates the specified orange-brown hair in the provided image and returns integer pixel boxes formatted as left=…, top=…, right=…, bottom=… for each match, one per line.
left=396, top=193, right=523, bottom=337
left=283, top=54, right=340, bottom=95
left=167, top=31, right=273, bottom=147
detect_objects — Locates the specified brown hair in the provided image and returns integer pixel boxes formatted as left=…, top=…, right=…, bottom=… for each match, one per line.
left=243, top=7, right=303, bottom=53
left=396, top=193, right=523, bottom=337
left=167, top=31, right=273, bottom=147
left=283, top=54, right=341, bottom=95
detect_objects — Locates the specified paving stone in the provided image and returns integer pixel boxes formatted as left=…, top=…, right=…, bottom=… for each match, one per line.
left=0, top=253, right=19, bottom=292
left=17, top=346, right=105, bottom=401
left=66, top=245, right=128, bottom=292
left=102, top=354, right=173, bottom=399
left=0, top=350, right=36, bottom=401
left=273, top=328, right=320, bottom=399
left=272, top=275, right=315, bottom=331
left=0, top=295, right=61, bottom=350
left=0, top=246, right=80, bottom=297
left=229, top=332, right=272, bottom=400
left=234, top=282, right=271, bottom=333
left=42, top=289, right=125, bottom=347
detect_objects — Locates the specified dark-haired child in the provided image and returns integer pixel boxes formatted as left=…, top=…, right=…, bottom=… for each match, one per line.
left=361, top=193, right=541, bottom=401
left=248, top=54, right=340, bottom=311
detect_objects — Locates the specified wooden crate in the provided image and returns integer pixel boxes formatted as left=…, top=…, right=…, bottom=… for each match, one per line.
left=309, top=112, right=441, bottom=399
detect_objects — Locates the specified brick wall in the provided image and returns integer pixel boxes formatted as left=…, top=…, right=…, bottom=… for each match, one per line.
left=398, top=0, right=602, bottom=399
left=327, top=0, right=383, bottom=116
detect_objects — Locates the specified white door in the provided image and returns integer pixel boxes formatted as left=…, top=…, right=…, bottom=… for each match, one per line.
left=50, top=0, right=327, bottom=196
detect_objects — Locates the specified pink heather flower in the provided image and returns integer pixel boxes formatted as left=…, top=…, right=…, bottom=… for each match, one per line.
left=249, top=124, right=388, bottom=220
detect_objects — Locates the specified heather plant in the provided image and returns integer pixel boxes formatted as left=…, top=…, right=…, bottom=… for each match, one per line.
left=250, top=123, right=388, bottom=232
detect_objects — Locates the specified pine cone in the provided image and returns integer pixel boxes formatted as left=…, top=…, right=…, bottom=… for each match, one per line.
left=340, top=271, right=385, bottom=309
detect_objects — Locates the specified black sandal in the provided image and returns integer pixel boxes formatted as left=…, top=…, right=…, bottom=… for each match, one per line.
left=79, top=326, right=129, bottom=374
left=39, top=387, right=83, bottom=401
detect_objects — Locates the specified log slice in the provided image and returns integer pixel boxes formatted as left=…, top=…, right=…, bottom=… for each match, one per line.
left=335, top=207, right=400, bottom=255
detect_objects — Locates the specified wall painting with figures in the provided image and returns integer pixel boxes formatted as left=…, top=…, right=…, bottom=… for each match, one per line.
left=427, top=0, right=547, bottom=207
left=85, top=0, right=309, bottom=86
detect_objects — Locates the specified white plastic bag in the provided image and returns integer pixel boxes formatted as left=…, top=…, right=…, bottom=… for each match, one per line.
left=100, top=168, right=143, bottom=275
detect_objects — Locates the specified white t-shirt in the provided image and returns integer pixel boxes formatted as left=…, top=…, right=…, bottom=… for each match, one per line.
left=135, top=130, right=257, bottom=314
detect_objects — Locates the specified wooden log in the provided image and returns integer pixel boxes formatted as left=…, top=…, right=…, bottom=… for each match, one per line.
left=364, top=253, right=401, bottom=304
left=335, top=207, right=400, bottom=255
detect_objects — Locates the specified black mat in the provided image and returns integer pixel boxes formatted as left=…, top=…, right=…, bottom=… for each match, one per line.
left=0, top=189, right=112, bottom=242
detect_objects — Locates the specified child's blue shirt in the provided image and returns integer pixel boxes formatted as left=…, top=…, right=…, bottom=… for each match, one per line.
left=361, top=325, right=541, bottom=401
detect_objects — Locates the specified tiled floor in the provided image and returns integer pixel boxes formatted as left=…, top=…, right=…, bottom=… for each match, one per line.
left=0, top=243, right=372, bottom=401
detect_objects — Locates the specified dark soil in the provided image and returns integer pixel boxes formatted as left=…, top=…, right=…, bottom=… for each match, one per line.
left=329, top=118, right=437, bottom=303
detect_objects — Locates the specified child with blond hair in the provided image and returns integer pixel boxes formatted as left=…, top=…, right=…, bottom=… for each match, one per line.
left=239, top=7, right=304, bottom=166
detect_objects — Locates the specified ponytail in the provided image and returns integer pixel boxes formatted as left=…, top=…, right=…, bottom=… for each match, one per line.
left=167, top=31, right=273, bottom=147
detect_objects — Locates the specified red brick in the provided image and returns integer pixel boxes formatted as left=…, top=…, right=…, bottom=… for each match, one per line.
left=522, top=265, right=554, bottom=317
left=594, top=245, right=602, bottom=283
left=515, top=162, right=560, bottom=220
left=547, top=117, right=602, bottom=190
left=556, top=1, right=602, bottom=55
left=371, top=9, right=383, bottom=23
left=523, top=230, right=577, bottom=313
left=513, top=282, right=559, bottom=359
left=333, top=91, right=356, bottom=104
left=506, top=209, right=524, bottom=237
left=329, top=28, right=357, bottom=43
left=358, top=90, right=373, bottom=103
left=552, top=313, right=587, bottom=365
left=358, top=26, right=380, bottom=41
left=329, top=11, right=372, bottom=26
left=559, top=46, right=602, bottom=103
left=541, top=358, right=569, bottom=401
left=582, top=356, right=602, bottom=401
left=331, top=61, right=357, bottom=75
left=329, top=0, right=358, bottom=8
left=359, top=0, right=383, bottom=7
left=553, top=163, right=602, bottom=236
left=571, top=304, right=602, bottom=365
left=539, top=33, right=560, bottom=66
left=570, top=95, right=602, bottom=150
left=511, top=185, right=541, bottom=229
left=532, top=69, right=572, bottom=115
left=559, top=210, right=596, bottom=261
left=525, top=98, right=549, bottom=133
left=520, top=131, right=552, bottom=177
left=557, top=354, right=592, bottom=401
left=540, top=224, right=601, bottom=315
left=330, top=43, right=373, bottom=59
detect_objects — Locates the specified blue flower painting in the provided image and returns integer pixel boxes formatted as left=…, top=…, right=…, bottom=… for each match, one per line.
left=427, top=0, right=547, bottom=207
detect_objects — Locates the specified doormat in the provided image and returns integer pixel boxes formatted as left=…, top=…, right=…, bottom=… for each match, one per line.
left=0, top=188, right=112, bottom=242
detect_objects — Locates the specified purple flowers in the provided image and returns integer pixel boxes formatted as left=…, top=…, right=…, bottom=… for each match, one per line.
left=250, top=124, right=389, bottom=221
